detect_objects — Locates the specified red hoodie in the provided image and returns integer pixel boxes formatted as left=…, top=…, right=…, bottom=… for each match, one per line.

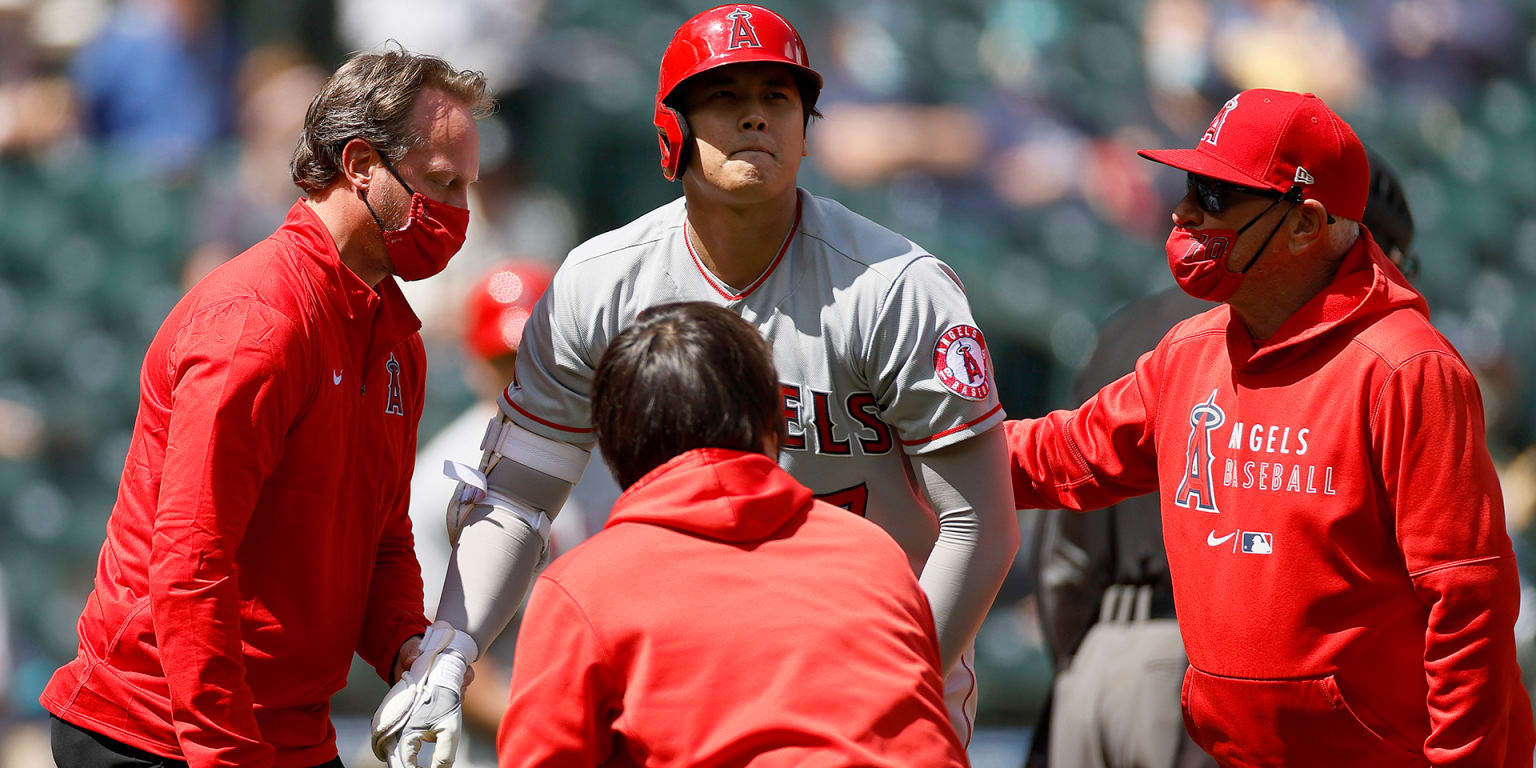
left=42, top=201, right=430, bottom=768
left=497, top=448, right=968, bottom=768
left=1007, top=234, right=1534, bottom=767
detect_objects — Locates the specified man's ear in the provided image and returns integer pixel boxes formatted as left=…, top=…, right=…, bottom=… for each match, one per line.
left=339, top=138, right=377, bottom=192
left=1289, top=199, right=1329, bottom=254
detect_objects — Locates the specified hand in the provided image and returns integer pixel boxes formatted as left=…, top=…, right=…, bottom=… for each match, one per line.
left=394, top=635, right=476, bottom=687
left=372, top=622, right=480, bottom=768
left=392, top=635, right=421, bottom=684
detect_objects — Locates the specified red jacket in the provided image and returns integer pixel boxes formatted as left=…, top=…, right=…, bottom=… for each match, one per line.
left=497, top=448, right=968, bottom=768
left=42, top=201, right=430, bottom=768
left=1007, top=234, right=1534, bottom=767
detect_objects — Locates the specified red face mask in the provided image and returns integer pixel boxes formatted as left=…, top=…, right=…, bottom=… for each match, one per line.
left=1165, top=226, right=1245, bottom=302
left=1165, top=197, right=1294, bottom=302
left=363, top=154, right=470, bottom=282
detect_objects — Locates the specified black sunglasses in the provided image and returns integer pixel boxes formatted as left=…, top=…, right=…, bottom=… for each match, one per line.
left=1186, top=173, right=1294, bottom=215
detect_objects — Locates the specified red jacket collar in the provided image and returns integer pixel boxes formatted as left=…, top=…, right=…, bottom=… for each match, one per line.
left=275, top=199, right=421, bottom=350
left=607, top=448, right=815, bottom=543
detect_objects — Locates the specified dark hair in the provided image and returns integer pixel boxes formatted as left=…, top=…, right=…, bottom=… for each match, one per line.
left=291, top=43, right=494, bottom=193
left=592, top=302, right=783, bottom=488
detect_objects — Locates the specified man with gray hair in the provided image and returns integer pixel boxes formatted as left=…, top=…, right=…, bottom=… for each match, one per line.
left=41, top=46, right=490, bottom=768
left=1007, top=89, right=1533, bottom=765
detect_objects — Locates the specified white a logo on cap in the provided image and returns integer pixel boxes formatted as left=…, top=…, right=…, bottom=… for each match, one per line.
left=1294, top=166, right=1315, bottom=185
left=1203, top=95, right=1240, bottom=146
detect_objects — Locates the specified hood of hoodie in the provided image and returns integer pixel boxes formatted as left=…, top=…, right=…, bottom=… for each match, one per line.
left=1228, top=228, right=1428, bottom=374
left=605, top=447, right=815, bottom=543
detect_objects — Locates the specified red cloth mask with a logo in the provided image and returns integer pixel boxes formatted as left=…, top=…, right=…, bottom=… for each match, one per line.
left=1165, top=197, right=1295, bottom=303
left=1165, top=226, right=1246, bottom=302
left=365, top=154, right=470, bottom=282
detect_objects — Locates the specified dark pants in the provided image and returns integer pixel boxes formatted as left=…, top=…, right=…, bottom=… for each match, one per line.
left=51, top=716, right=345, bottom=768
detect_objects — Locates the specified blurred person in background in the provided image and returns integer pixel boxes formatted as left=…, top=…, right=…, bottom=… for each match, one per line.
left=70, top=0, right=240, bottom=174
left=395, top=259, right=618, bottom=768
left=1026, top=146, right=1418, bottom=768
left=41, top=47, right=490, bottom=768
left=373, top=5, right=1018, bottom=762
left=0, top=1, right=77, bottom=155
left=183, top=46, right=327, bottom=289
left=498, top=301, right=967, bottom=767
left=1209, top=0, right=1365, bottom=106
left=1007, top=89, right=1533, bottom=765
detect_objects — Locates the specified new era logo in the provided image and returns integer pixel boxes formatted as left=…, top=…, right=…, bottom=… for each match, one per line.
left=1294, top=166, right=1314, bottom=185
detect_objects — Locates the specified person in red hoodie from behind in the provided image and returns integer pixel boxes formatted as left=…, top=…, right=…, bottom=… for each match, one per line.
left=497, top=301, right=968, bottom=768
left=1006, top=89, right=1534, bottom=767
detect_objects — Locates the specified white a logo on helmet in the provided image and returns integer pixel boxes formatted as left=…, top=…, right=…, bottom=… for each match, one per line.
left=726, top=8, right=762, bottom=49
left=934, top=325, right=991, bottom=400
left=1202, top=94, right=1240, bottom=146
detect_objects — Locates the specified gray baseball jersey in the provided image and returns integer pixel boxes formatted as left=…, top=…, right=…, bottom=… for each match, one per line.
left=500, top=189, right=1005, bottom=565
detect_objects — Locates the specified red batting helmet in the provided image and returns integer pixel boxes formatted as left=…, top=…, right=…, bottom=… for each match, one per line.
left=653, top=4, right=823, bottom=181
left=464, top=261, right=554, bottom=361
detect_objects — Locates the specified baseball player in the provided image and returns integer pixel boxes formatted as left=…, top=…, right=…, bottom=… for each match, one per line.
left=371, top=4, right=1018, bottom=763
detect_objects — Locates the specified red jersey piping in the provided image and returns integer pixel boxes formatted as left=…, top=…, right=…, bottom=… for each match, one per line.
left=900, top=403, right=1004, bottom=446
left=683, top=195, right=802, bottom=301
left=502, top=388, right=594, bottom=434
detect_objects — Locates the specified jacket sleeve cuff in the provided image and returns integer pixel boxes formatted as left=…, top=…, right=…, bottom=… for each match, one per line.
left=362, top=612, right=431, bottom=683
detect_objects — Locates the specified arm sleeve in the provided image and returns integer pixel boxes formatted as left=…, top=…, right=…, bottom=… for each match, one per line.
left=1004, top=351, right=1162, bottom=511
left=358, top=356, right=431, bottom=682
left=449, top=267, right=598, bottom=649
left=149, top=300, right=307, bottom=768
left=497, top=577, right=616, bottom=768
left=867, top=258, right=1006, bottom=452
left=1374, top=351, right=1529, bottom=765
left=911, top=426, right=1020, bottom=672
left=435, top=500, right=551, bottom=654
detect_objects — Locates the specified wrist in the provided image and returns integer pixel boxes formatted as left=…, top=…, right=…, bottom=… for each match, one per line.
left=425, top=647, right=470, bottom=690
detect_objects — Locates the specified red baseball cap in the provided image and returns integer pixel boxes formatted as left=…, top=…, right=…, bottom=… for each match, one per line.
left=1139, top=89, right=1369, bottom=221
left=464, top=261, right=554, bottom=361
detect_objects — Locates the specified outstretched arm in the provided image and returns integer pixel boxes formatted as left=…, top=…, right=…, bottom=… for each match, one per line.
left=1006, top=363, right=1161, bottom=512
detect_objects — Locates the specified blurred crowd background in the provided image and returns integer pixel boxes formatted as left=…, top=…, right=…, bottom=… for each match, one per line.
left=2, top=0, right=1536, bottom=764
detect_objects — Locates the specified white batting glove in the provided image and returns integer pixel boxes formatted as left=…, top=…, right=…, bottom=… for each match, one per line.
left=371, top=621, right=480, bottom=768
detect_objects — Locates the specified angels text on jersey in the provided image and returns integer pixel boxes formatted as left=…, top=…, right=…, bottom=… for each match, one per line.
left=1172, top=389, right=1337, bottom=515
left=780, top=383, right=894, bottom=456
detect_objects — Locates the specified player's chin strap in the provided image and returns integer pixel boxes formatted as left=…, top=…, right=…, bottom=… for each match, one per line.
left=371, top=621, right=480, bottom=768
left=442, top=414, right=590, bottom=548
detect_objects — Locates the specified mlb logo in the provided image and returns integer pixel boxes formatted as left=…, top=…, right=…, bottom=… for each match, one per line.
left=1241, top=532, right=1273, bottom=555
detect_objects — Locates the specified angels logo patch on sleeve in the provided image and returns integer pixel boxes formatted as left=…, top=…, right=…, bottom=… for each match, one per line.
left=933, top=325, right=991, bottom=400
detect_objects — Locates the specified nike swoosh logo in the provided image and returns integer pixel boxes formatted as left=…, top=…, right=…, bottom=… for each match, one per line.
left=333, top=370, right=343, bottom=385
left=1207, top=530, right=1236, bottom=547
